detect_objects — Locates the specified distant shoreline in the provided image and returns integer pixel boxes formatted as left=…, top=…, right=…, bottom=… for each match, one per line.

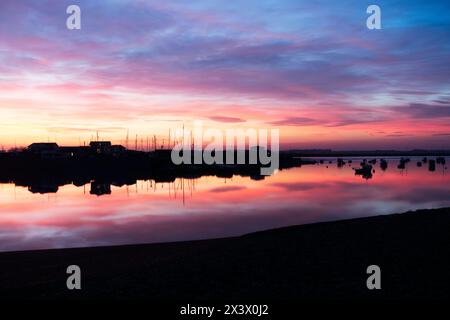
left=285, top=149, right=450, bottom=157
left=1, top=207, right=449, bottom=300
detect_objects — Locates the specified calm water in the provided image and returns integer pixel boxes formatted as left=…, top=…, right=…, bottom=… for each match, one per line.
left=0, top=157, right=449, bottom=252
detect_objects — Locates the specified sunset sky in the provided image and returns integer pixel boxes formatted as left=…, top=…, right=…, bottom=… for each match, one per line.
left=0, top=0, right=449, bottom=150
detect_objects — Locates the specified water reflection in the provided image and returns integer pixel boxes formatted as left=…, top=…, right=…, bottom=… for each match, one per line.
left=0, top=157, right=448, bottom=252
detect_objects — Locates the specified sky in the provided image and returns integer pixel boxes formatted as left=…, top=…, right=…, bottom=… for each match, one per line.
left=0, top=0, right=449, bottom=150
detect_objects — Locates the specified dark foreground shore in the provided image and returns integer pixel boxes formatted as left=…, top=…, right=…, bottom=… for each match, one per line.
left=0, top=208, right=449, bottom=300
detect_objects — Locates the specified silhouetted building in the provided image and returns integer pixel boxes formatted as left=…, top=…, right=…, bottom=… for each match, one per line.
left=111, top=145, right=126, bottom=154
left=27, top=143, right=61, bottom=159
left=59, top=146, right=91, bottom=157
left=90, top=141, right=112, bottom=154
left=28, top=143, right=59, bottom=153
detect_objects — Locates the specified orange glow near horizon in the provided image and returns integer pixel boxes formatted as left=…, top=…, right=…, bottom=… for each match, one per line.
left=1, top=84, right=449, bottom=150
